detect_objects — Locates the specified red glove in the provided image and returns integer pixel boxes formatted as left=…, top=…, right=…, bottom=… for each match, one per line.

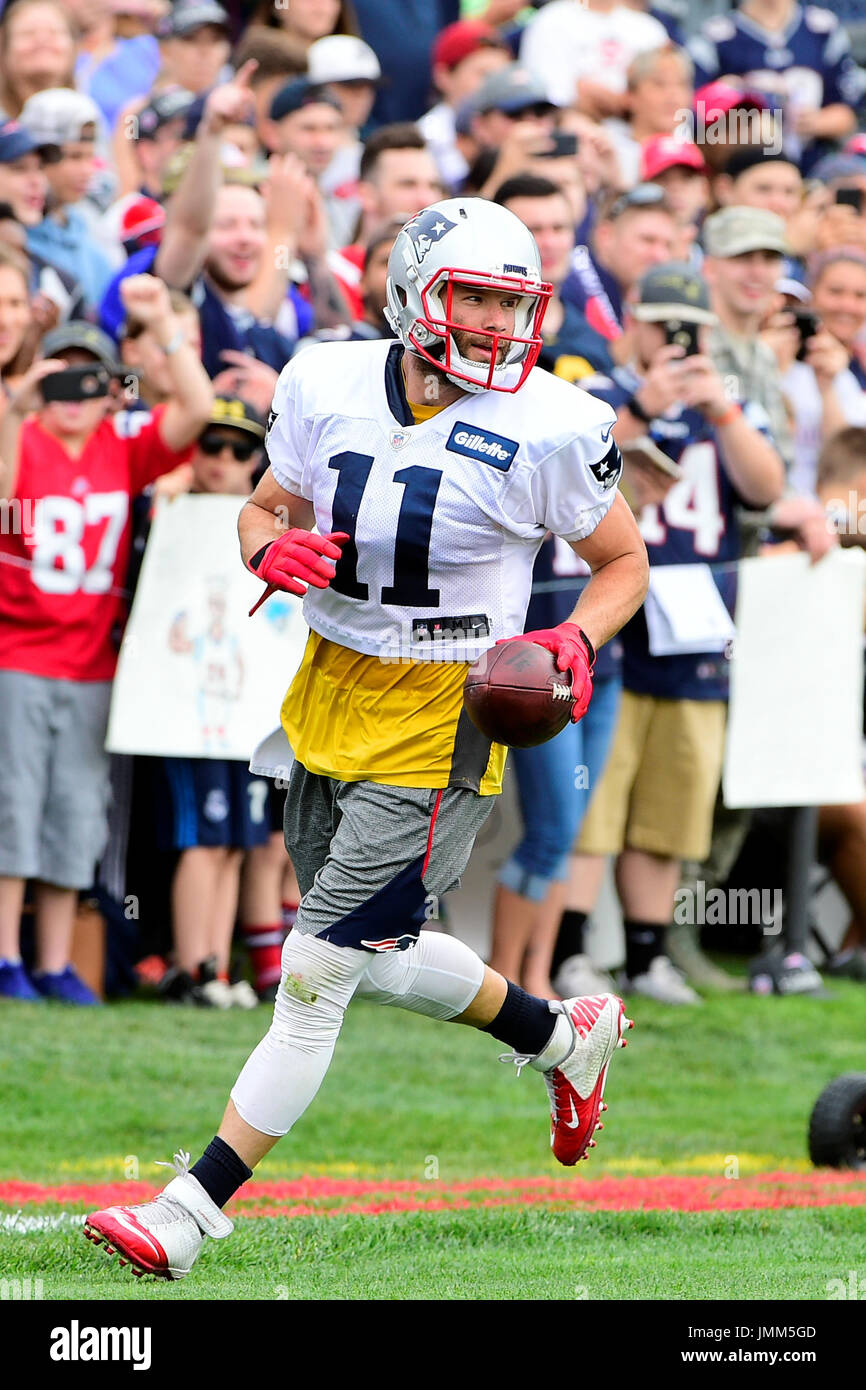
left=247, top=529, right=349, bottom=616
left=497, top=621, right=596, bottom=723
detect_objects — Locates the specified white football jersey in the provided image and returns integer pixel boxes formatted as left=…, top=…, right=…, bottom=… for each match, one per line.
left=265, top=340, right=620, bottom=662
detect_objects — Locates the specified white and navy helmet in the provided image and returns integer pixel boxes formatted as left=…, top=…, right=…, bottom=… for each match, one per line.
left=384, top=197, right=552, bottom=394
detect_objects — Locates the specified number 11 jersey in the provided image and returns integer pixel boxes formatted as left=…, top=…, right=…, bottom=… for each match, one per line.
left=264, top=340, right=620, bottom=792
left=265, top=340, right=620, bottom=664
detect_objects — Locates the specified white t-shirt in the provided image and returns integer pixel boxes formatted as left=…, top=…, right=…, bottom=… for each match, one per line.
left=418, top=102, right=468, bottom=193
left=520, top=0, right=669, bottom=107
left=265, top=339, right=620, bottom=661
left=781, top=359, right=866, bottom=496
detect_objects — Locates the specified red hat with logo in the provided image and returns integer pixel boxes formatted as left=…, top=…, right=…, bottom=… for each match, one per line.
left=640, top=135, right=709, bottom=181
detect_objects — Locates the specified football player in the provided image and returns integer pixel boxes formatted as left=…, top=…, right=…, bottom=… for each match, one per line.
left=83, top=198, right=649, bottom=1280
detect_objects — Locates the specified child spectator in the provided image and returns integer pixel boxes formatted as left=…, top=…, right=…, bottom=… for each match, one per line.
left=19, top=88, right=116, bottom=315
left=0, top=274, right=213, bottom=1003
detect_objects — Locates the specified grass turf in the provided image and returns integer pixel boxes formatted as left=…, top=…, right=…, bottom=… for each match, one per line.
left=2, top=983, right=865, bottom=1299
left=5, top=1208, right=866, bottom=1301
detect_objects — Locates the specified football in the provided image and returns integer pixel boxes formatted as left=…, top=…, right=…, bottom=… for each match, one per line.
left=463, top=641, right=575, bottom=748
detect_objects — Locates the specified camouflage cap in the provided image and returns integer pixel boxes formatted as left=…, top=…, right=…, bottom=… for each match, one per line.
left=703, top=205, right=789, bottom=259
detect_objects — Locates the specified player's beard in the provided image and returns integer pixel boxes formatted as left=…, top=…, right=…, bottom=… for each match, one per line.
left=451, top=328, right=512, bottom=368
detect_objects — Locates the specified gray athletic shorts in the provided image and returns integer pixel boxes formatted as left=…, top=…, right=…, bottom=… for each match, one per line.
left=0, top=669, right=112, bottom=888
left=283, top=765, right=494, bottom=951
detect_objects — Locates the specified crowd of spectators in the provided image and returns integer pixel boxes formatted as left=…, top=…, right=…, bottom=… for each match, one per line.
left=3, top=0, right=866, bottom=1008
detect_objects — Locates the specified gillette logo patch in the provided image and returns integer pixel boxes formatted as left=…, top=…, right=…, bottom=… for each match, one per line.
left=446, top=423, right=519, bottom=470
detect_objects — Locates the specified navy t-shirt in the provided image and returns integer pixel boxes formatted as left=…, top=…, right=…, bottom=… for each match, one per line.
left=688, top=5, right=866, bottom=174
left=561, top=245, right=624, bottom=343
left=353, top=0, right=460, bottom=126
left=537, top=297, right=614, bottom=379
left=582, top=365, right=773, bottom=701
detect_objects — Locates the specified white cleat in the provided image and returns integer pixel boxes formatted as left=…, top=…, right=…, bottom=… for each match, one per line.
left=82, top=1150, right=233, bottom=1280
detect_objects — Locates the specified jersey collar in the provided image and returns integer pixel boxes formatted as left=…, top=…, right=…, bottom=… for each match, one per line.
left=384, top=342, right=415, bottom=427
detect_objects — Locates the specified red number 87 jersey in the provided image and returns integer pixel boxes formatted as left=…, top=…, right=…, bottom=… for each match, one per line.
left=265, top=340, right=621, bottom=663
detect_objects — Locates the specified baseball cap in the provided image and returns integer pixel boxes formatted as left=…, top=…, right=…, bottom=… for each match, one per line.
left=810, top=152, right=866, bottom=184
left=776, top=276, right=811, bottom=303
left=432, top=20, right=507, bottom=71
left=307, top=35, right=381, bottom=86
left=41, top=321, right=122, bottom=373
left=633, top=261, right=717, bottom=324
left=605, top=182, right=674, bottom=221
left=0, top=117, right=57, bottom=163
left=206, top=395, right=267, bottom=440
left=473, top=65, right=555, bottom=116
left=120, top=196, right=166, bottom=250
left=157, top=1, right=229, bottom=39
left=694, top=80, right=769, bottom=120
left=270, top=77, right=342, bottom=123
left=640, top=135, right=708, bottom=181
left=19, top=89, right=100, bottom=148
left=703, top=205, right=789, bottom=258
left=724, top=145, right=801, bottom=181
left=135, top=88, right=197, bottom=141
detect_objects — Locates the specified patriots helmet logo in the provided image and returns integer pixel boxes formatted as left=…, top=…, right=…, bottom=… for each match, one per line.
left=404, top=209, right=457, bottom=264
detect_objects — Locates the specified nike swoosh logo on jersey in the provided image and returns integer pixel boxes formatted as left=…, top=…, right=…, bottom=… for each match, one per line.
left=601, top=423, right=613, bottom=443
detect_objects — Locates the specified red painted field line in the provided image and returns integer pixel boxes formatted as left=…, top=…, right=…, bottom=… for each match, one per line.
left=2, top=1171, right=865, bottom=1215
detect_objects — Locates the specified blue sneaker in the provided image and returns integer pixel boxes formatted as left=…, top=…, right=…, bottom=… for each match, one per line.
left=0, top=960, right=41, bottom=1001
left=32, top=966, right=101, bottom=1006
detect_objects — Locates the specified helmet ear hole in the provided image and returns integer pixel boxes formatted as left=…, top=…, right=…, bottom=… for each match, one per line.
left=397, top=287, right=407, bottom=308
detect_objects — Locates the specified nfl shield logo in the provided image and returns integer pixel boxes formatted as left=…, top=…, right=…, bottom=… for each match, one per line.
left=390, top=428, right=411, bottom=449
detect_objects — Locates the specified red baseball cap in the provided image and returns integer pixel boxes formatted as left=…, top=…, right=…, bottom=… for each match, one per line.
left=694, top=80, right=769, bottom=120
left=640, top=135, right=709, bottom=181
left=120, top=196, right=166, bottom=248
left=432, top=20, right=507, bottom=71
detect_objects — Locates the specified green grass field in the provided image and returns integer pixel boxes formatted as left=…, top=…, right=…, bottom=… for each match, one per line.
left=3, top=983, right=866, bottom=1300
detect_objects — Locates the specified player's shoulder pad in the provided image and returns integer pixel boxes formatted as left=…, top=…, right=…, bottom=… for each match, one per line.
left=269, top=337, right=389, bottom=424
left=521, top=367, right=620, bottom=483
left=803, top=5, right=838, bottom=33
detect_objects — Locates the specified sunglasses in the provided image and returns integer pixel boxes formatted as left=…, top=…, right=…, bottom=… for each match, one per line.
left=608, top=183, right=670, bottom=220
left=199, top=433, right=259, bottom=462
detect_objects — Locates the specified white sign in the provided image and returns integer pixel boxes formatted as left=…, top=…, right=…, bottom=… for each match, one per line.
left=644, top=562, right=736, bottom=656
left=723, top=550, right=866, bottom=808
left=107, top=495, right=308, bottom=760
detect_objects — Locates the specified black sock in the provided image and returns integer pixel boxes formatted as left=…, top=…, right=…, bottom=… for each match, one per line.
left=482, top=980, right=556, bottom=1056
left=551, top=909, right=588, bottom=976
left=624, top=920, right=666, bottom=979
left=189, top=1137, right=253, bottom=1209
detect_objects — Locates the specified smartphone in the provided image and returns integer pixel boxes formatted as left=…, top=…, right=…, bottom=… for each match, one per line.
left=835, top=186, right=864, bottom=213
left=40, top=364, right=112, bottom=402
left=537, top=131, right=579, bottom=159
left=664, top=319, right=701, bottom=356
left=792, top=308, right=820, bottom=361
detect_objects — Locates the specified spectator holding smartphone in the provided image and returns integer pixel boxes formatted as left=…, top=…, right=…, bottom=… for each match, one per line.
left=764, top=248, right=866, bottom=496
left=0, top=274, right=212, bottom=1003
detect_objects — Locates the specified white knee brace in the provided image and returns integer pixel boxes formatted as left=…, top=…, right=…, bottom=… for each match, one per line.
left=230, top=931, right=369, bottom=1137
left=355, top=930, right=485, bottom=1020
